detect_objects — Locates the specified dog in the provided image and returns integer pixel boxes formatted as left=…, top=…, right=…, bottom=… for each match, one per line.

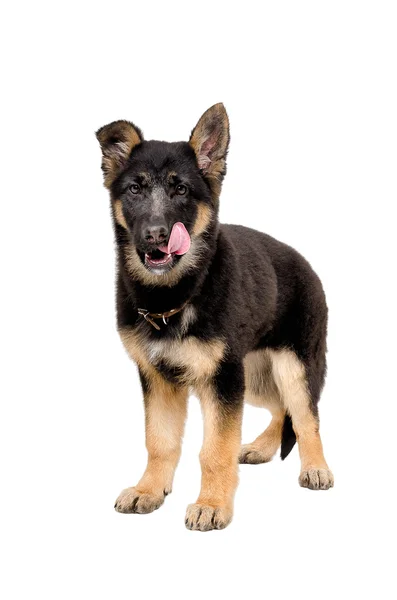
left=96, top=103, right=334, bottom=532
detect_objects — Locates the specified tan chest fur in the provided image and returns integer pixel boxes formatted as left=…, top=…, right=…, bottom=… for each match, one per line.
left=120, top=328, right=294, bottom=416
left=119, top=327, right=226, bottom=385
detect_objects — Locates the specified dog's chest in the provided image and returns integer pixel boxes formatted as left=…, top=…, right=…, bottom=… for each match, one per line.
left=119, top=327, right=225, bottom=385
left=145, top=336, right=225, bottom=384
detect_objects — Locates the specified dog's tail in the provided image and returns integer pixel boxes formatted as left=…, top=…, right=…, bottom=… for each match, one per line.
left=280, top=414, right=296, bottom=460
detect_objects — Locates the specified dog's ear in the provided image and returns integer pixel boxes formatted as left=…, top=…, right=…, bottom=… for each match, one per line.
left=189, top=103, right=230, bottom=178
left=96, top=120, right=143, bottom=188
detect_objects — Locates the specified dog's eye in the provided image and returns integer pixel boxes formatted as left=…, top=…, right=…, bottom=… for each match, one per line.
left=129, top=183, right=141, bottom=194
left=176, top=184, right=187, bottom=196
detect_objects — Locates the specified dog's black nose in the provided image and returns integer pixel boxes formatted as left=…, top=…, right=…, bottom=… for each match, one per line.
left=144, top=224, right=168, bottom=245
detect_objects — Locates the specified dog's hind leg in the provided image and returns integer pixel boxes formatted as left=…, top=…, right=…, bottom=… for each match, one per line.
left=240, top=349, right=285, bottom=464
left=239, top=407, right=285, bottom=464
left=271, top=349, right=334, bottom=490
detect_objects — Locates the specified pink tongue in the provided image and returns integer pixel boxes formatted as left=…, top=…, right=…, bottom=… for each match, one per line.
left=159, top=222, right=191, bottom=255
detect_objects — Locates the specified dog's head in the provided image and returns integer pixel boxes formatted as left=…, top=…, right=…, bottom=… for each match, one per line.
left=96, top=104, right=229, bottom=285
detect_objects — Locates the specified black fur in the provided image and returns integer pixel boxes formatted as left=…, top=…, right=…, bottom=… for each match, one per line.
left=281, top=414, right=296, bottom=460
left=97, top=104, right=328, bottom=461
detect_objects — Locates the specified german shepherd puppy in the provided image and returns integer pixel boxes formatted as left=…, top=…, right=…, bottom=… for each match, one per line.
left=96, top=103, right=334, bottom=531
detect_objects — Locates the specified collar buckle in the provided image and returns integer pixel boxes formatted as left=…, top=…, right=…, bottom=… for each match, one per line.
left=137, top=301, right=188, bottom=331
left=137, top=309, right=161, bottom=331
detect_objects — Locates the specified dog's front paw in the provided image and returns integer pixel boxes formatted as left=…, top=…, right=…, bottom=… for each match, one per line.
left=184, top=503, right=233, bottom=531
left=299, top=468, right=334, bottom=490
left=114, top=487, right=165, bottom=514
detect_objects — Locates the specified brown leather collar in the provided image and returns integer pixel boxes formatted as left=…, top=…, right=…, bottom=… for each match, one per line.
left=137, top=302, right=188, bottom=331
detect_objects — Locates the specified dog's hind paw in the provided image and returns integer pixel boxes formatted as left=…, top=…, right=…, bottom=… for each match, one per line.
left=299, top=468, right=334, bottom=490
left=239, top=444, right=274, bottom=464
left=114, top=487, right=165, bottom=514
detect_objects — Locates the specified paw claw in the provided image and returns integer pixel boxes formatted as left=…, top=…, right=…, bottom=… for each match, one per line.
left=185, top=503, right=232, bottom=531
left=299, top=468, right=334, bottom=490
left=239, top=444, right=273, bottom=464
left=114, top=487, right=165, bottom=514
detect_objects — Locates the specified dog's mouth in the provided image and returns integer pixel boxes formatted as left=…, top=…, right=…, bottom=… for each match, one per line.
left=141, top=222, right=191, bottom=274
left=144, top=248, right=175, bottom=270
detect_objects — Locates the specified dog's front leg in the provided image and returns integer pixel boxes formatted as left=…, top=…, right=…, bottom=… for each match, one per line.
left=185, top=362, right=244, bottom=531
left=115, top=370, right=188, bottom=514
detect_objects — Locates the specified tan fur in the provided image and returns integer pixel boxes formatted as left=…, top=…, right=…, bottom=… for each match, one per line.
left=138, top=172, right=153, bottom=185
left=240, top=348, right=332, bottom=483
left=148, top=337, right=225, bottom=383
left=119, top=326, right=226, bottom=385
left=243, top=349, right=281, bottom=411
left=253, top=413, right=284, bottom=455
left=137, top=382, right=188, bottom=495
left=239, top=409, right=285, bottom=464
left=197, top=387, right=241, bottom=507
left=97, top=121, right=142, bottom=188
left=185, top=383, right=242, bottom=530
left=167, top=171, right=177, bottom=183
left=189, top=103, right=229, bottom=204
left=179, top=304, right=197, bottom=335
left=192, top=203, right=213, bottom=237
left=270, top=349, right=308, bottom=410
left=239, top=350, right=285, bottom=462
left=270, top=348, right=333, bottom=487
left=113, top=199, right=128, bottom=229
left=124, top=236, right=209, bottom=288
left=115, top=378, right=188, bottom=513
left=118, top=327, right=156, bottom=378
left=117, top=328, right=231, bottom=520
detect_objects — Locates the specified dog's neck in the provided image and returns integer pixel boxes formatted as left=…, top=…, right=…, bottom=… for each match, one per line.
left=129, top=269, right=207, bottom=314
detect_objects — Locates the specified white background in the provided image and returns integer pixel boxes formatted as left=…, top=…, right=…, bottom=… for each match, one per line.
left=1, top=1, right=396, bottom=598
